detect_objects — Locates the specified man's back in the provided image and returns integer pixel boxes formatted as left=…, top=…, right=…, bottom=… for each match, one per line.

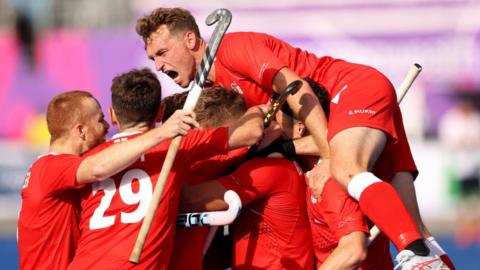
left=69, top=128, right=229, bottom=269
left=219, top=158, right=313, bottom=269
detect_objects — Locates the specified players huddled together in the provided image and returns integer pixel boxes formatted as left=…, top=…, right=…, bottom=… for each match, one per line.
left=17, top=7, right=455, bottom=270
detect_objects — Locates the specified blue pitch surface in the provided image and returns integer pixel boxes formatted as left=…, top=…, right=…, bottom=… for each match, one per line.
left=1, top=235, right=478, bottom=269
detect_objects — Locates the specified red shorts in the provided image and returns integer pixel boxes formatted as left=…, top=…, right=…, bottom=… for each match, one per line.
left=327, top=65, right=418, bottom=180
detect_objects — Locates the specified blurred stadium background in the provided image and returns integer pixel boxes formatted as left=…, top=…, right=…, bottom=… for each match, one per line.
left=1, top=0, right=480, bottom=268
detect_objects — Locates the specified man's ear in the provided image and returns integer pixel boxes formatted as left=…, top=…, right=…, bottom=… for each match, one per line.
left=74, top=124, right=86, bottom=140
left=109, top=107, right=119, bottom=126
left=184, top=31, right=198, bottom=50
left=296, top=122, right=306, bottom=137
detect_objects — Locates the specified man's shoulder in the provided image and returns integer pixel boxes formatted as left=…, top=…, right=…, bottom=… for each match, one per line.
left=225, top=31, right=272, bottom=39
left=33, top=153, right=81, bottom=169
left=238, top=158, right=300, bottom=177
left=221, top=32, right=277, bottom=49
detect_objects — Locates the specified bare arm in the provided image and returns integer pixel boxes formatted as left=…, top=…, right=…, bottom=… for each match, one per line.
left=227, top=105, right=265, bottom=150
left=76, top=110, right=199, bottom=184
left=319, top=232, right=367, bottom=270
left=179, top=181, right=228, bottom=212
left=293, top=135, right=321, bottom=156
left=272, top=68, right=330, bottom=158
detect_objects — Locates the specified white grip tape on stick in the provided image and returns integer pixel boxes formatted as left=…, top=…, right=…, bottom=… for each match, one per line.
left=397, top=63, right=422, bottom=103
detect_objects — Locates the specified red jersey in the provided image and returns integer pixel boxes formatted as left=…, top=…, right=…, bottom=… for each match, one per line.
left=215, top=31, right=417, bottom=178
left=215, top=32, right=342, bottom=108
left=170, top=147, right=248, bottom=270
left=68, top=128, right=229, bottom=270
left=219, top=158, right=314, bottom=270
left=18, top=153, right=83, bottom=270
left=307, top=178, right=393, bottom=269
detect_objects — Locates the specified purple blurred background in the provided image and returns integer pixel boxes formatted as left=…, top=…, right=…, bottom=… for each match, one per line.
left=1, top=0, right=480, bottom=267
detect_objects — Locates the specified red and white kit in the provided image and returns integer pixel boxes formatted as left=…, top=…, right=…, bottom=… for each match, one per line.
left=307, top=178, right=393, bottom=269
left=18, top=154, right=84, bottom=270
left=215, top=32, right=421, bottom=251
left=218, top=158, right=314, bottom=269
left=68, top=128, right=229, bottom=270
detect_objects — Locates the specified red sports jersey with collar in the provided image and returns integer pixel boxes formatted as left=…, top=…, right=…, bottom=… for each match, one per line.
left=68, top=128, right=228, bottom=270
left=215, top=32, right=417, bottom=174
left=170, top=147, right=248, bottom=270
left=214, top=32, right=342, bottom=108
left=185, top=146, right=248, bottom=185
left=18, top=153, right=83, bottom=270
left=218, top=158, right=314, bottom=270
left=307, top=178, right=393, bottom=269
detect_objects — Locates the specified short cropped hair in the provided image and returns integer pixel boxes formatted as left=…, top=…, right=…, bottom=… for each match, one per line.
left=47, top=90, right=94, bottom=142
left=136, top=7, right=201, bottom=42
left=281, top=77, right=331, bottom=119
left=111, top=68, right=161, bottom=127
left=161, top=86, right=246, bottom=128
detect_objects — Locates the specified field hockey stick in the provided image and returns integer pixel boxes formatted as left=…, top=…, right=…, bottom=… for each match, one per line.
left=367, top=63, right=422, bottom=245
left=396, top=63, right=422, bottom=103
left=177, top=190, right=241, bottom=256
left=247, top=80, right=303, bottom=155
left=263, top=80, right=303, bottom=128
left=129, top=9, right=232, bottom=263
left=176, top=190, right=242, bottom=227
left=175, top=81, right=303, bottom=229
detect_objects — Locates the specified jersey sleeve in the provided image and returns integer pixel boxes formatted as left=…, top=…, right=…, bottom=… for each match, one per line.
left=319, top=178, right=369, bottom=239
left=185, top=147, right=249, bottom=185
left=217, top=33, right=287, bottom=91
left=217, top=158, right=288, bottom=205
left=43, top=155, right=83, bottom=195
left=178, top=127, right=229, bottom=165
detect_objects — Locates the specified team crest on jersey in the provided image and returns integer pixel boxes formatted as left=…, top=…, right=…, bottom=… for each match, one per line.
left=230, top=81, right=244, bottom=95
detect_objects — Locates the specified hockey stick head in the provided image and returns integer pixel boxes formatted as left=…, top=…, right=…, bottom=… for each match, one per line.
left=264, top=80, right=303, bottom=128
left=176, top=190, right=242, bottom=227
left=206, top=9, right=232, bottom=26
left=184, top=8, right=232, bottom=109
left=203, top=190, right=242, bottom=226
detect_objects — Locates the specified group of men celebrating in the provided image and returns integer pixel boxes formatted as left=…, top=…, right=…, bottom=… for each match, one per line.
left=17, top=7, right=455, bottom=270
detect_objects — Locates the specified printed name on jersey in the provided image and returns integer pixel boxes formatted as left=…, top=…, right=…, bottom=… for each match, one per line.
left=348, top=109, right=377, bottom=116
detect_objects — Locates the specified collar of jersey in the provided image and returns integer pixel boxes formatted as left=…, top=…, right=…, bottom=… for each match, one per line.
left=37, top=152, right=59, bottom=159
left=110, top=131, right=143, bottom=140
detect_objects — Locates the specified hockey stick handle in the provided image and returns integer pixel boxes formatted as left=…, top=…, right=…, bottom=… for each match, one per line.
left=396, top=63, right=422, bottom=103
left=129, top=137, right=181, bottom=262
left=129, top=9, right=232, bottom=263
left=367, top=63, right=422, bottom=245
